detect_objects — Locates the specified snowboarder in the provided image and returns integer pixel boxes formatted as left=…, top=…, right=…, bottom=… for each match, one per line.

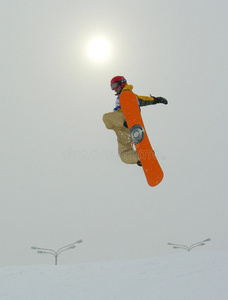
left=103, top=76, right=168, bottom=166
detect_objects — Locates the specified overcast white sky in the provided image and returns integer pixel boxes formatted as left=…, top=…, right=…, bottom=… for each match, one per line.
left=1, top=0, right=228, bottom=266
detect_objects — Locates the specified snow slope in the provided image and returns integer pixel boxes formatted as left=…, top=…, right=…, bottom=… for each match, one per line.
left=0, top=252, right=227, bottom=300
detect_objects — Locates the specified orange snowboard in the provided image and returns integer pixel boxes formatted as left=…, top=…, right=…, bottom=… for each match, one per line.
left=119, top=90, right=164, bottom=187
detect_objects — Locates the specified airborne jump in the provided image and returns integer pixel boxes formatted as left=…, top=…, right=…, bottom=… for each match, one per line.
left=103, top=76, right=168, bottom=186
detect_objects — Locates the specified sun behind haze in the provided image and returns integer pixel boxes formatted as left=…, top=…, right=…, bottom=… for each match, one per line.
left=87, top=36, right=111, bottom=62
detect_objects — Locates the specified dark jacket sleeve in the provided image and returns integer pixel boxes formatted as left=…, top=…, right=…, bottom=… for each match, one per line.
left=137, top=95, right=156, bottom=107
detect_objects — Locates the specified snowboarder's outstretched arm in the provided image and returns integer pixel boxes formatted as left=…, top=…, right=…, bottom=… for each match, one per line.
left=137, top=95, right=168, bottom=106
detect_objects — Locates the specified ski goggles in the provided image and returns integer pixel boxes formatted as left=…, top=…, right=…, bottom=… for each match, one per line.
left=111, top=82, right=120, bottom=90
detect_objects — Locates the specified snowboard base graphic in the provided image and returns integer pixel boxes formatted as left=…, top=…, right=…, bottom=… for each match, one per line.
left=119, top=90, right=164, bottom=187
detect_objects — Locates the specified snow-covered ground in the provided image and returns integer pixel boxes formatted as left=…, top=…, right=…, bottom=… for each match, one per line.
left=0, top=252, right=227, bottom=300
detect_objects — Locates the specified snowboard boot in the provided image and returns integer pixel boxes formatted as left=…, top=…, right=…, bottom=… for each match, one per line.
left=123, top=120, right=128, bottom=128
left=137, top=160, right=142, bottom=167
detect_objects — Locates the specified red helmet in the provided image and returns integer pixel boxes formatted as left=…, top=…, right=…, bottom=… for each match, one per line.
left=110, top=76, right=127, bottom=90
